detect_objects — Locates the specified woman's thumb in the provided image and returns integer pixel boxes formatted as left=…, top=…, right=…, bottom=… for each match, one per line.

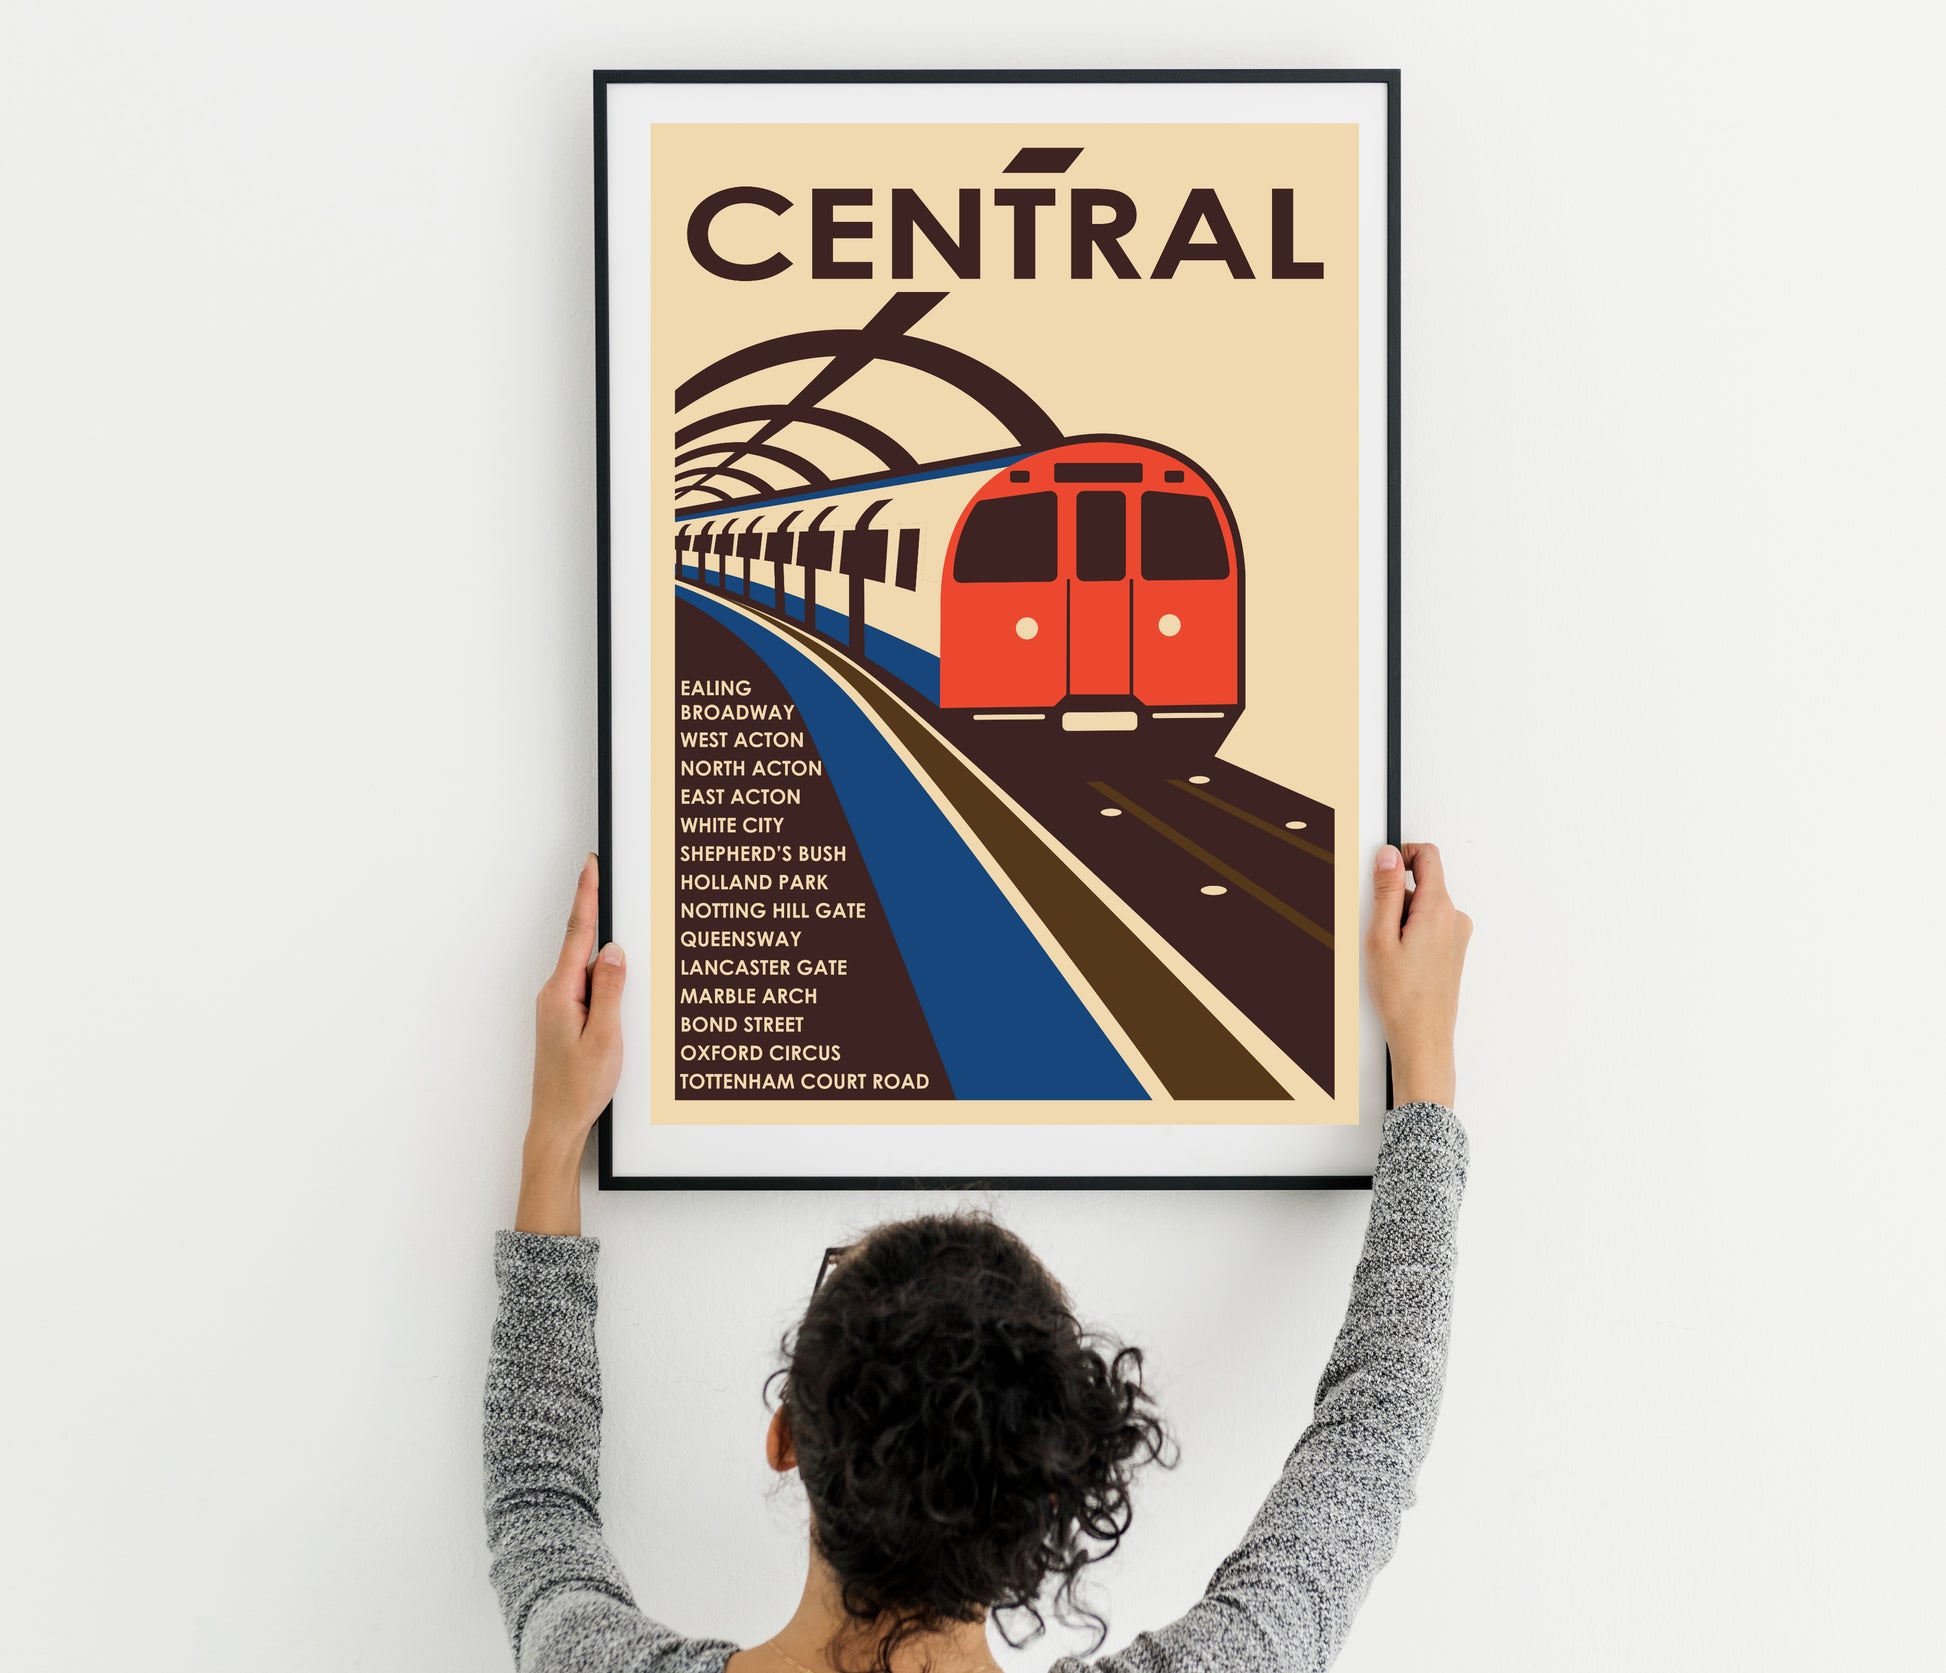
left=588, top=942, right=626, bottom=1032
left=1369, top=846, right=1406, bottom=941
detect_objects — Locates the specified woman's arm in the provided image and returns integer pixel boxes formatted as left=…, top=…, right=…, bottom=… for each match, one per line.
left=1070, top=844, right=1473, bottom=1673
left=486, top=1227, right=640, bottom=1662
left=483, top=860, right=733, bottom=1670
left=487, top=1224, right=740, bottom=1671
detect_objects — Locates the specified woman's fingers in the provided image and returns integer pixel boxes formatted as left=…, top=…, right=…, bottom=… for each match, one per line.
left=587, top=943, right=626, bottom=1042
left=549, top=853, right=601, bottom=998
left=1369, top=844, right=1408, bottom=944
left=1401, top=842, right=1449, bottom=908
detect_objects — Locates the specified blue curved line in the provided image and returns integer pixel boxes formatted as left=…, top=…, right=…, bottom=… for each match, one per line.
left=677, top=586, right=1145, bottom=1101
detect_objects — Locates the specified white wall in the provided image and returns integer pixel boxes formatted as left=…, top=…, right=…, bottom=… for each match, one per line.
left=3, top=4, right=1940, bottom=1668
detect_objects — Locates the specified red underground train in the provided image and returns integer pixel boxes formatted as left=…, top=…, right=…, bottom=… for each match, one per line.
left=939, top=437, right=1241, bottom=730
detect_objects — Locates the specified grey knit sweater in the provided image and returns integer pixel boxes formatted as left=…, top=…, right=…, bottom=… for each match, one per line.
left=484, top=1102, right=1468, bottom=1672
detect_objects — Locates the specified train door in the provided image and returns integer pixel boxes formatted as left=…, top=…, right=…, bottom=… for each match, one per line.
left=838, top=499, right=893, bottom=658
left=734, top=522, right=764, bottom=598
left=685, top=523, right=715, bottom=583
left=762, top=516, right=799, bottom=616
left=1068, top=490, right=1131, bottom=694
left=1131, top=489, right=1239, bottom=706
left=796, top=509, right=837, bottom=633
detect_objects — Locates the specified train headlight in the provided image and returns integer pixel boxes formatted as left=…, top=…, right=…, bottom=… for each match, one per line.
left=1158, top=613, right=1182, bottom=638
left=1015, top=616, right=1039, bottom=640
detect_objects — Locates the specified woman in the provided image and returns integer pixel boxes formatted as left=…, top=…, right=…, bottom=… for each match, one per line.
left=486, top=844, right=1471, bottom=1673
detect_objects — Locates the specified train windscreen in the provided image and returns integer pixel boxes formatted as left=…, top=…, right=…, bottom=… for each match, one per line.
left=1140, top=491, right=1231, bottom=580
left=953, top=492, right=1057, bottom=582
left=1076, top=490, right=1127, bottom=580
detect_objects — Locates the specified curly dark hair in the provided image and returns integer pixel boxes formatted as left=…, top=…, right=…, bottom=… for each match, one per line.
left=765, top=1212, right=1175, bottom=1673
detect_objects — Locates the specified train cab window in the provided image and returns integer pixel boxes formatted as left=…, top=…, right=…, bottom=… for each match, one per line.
left=1075, top=491, right=1126, bottom=581
left=1140, top=491, right=1230, bottom=580
left=953, top=492, right=1057, bottom=582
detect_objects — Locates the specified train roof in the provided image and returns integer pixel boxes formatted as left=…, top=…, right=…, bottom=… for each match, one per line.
left=672, top=436, right=1213, bottom=521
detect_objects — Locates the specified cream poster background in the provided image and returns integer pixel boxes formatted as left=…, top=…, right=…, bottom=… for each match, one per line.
left=643, top=122, right=1360, bottom=1127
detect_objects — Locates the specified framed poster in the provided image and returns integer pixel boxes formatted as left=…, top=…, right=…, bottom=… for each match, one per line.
left=596, top=70, right=1399, bottom=1188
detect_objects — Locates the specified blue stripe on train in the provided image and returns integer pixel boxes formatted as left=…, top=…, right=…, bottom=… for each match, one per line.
left=676, top=584, right=1144, bottom=1102
left=675, top=568, right=942, bottom=704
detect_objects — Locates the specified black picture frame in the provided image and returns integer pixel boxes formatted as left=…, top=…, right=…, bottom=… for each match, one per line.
left=593, top=69, right=1401, bottom=1191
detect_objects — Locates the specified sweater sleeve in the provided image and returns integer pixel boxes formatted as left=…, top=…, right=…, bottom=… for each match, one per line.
left=1062, top=1101, right=1470, bottom=1673
left=484, top=1230, right=735, bottom=1673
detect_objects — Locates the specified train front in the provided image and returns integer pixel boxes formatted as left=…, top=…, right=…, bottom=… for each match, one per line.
left=938, top=438, right=1242, bottom=744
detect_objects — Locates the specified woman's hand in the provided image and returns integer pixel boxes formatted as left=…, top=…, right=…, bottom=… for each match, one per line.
left=1366, top=843, right=1472, bottom=1110
left=516, top=853, right=626, bottom=1236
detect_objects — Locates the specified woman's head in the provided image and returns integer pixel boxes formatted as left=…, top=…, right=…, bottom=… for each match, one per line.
left=766, top=1212, right=1173, bottom=1671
